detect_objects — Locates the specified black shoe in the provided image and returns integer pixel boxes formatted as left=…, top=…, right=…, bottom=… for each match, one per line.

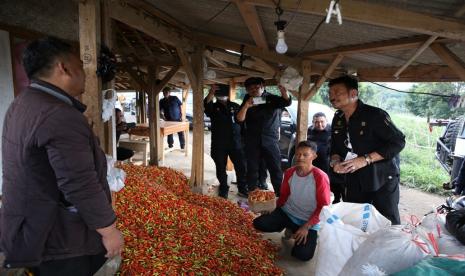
left=180, top=145, right=185, bottom=150
left=168, top=144, right=174, bottom=148
left=219, top=189, right=229, bottom=199
left=257, top=183, right=268, bottom=190
left=237, top=190, right=248, bottom=198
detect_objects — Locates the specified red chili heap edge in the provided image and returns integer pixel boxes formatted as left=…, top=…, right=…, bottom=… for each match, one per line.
left=116, top=164, right=283, bottom=275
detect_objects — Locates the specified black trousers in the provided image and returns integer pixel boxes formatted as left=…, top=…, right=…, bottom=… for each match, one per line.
left=116, top=146, right=134, bottom=161
left=346, top=176, right=401, bottom=225
left=258, top=158, right=268, bottom=185
left=246, top=142, right=283, bottom=196
left=29, top=253, right=106, bottom=276
left=211, top=146, right=247, bottom=194
left=167, top=132, right=185, bottom=148
left=253, top=208, right=318, bottom=261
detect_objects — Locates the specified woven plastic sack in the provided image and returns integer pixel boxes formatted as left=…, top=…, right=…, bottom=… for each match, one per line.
left=340, top=226, right=429, bottom=275
left=329, top=202, right=391, bottom=234
left=392, top=257, right=465, bottom=276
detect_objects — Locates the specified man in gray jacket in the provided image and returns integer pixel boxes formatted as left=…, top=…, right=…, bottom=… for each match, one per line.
left=1, top=37, right=123, bottom=274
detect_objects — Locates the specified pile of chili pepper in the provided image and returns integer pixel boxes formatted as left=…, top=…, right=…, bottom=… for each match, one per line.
left=115, top=164, right=283, bottom=275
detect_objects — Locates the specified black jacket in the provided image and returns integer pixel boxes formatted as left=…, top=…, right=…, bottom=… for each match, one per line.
left=204, top=98, right=242, bottom=149
left=307, top=125, right=331, bottom=174
left=330, top=100, right=405, bottom=192
left=1, top=80, right=115, bottom=268
left=240, top=91, right=291, bottom=147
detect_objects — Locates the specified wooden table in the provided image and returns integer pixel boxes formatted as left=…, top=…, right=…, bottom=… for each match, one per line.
left=118, top=138, right=150, bottom=165
left=127, top=121, right=189, bottom=164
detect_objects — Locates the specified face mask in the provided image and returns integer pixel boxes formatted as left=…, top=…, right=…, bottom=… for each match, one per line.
left=216, top=96, right=228, bottom=102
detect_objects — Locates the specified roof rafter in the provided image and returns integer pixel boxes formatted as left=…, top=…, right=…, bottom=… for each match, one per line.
left=233, top=0, right=268, bottom=50
left=245, top=0, right=465, bottom=41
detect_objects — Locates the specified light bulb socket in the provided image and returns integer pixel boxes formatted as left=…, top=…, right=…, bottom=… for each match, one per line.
left=274, top=20, right=287, bottom=31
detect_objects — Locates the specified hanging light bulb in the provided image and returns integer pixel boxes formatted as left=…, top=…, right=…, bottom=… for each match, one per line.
left=275, top=30, right=288, bottom=54
left=274, top=19, right=287, bottom=54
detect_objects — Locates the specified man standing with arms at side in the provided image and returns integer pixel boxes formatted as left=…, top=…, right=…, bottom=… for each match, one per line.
left=159, top=87, right=185, bottom=149
left=328, top=75, right=405, bottom=224
left=204, top=84, right=248, bottom=198
left=1, top=37, right=123, bottom=274
left=237, top=77, right=291, bottom=196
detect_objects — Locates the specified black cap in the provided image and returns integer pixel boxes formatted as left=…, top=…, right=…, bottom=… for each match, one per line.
left=215, top=84, right=230, bottom=97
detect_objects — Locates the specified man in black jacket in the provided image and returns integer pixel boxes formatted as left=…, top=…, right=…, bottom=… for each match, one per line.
left=329, top=75, right=405, bottom=224
left=237, top=77, right=291, bottom=196
left=204, top=84, right=247, bottom=198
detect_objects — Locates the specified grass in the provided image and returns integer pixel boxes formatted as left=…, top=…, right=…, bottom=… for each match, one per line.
left=391, top=114, right=450, bottom=194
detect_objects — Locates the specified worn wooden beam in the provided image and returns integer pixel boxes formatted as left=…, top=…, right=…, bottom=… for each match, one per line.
left=357, top=65, right=461, bottom=82
left=79, top=0, right=104, bottom=143
left=234, top=0, right=268, bottom=49
left=133, top=29, right=154, bottom=57
left=118, top=29, right=142, bottom=60
left=197, top=33, right=300, bottom=68
left=147, top=65, right=161, bottom=166
left=304, top=54, right=344, bottom=101
left=393, top=35, right=438, bottom=79
left=229, top=80, right=236, bottom=101
left=109, top=0, right=193, bottom=49
left=206, top=49, right=273, bottom=74
left=181, top=86, right=189, bottom=121
left=102, top=0, right=116, bottom=158
left=430, top=43, right=465, bottom=81
left=303, top=35, right=452, bottom=59
left=152, top=64, right=181, bottom=94
left=245, top=0, right=465, bottom=41
left=210, top=66, right=266, bottom=77
left=204, top=50, right=228, bottom=68
left=178, top=46, right=205, bottom=190
left=296, top=60, right=311, bottom=144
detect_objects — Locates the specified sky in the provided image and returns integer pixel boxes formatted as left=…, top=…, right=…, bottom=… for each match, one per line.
left=381, top=82, right=414, bottom=91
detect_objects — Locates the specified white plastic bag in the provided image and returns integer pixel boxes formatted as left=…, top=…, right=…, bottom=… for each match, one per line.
left=315, top=206, right=369, bottom=276
left=421, top=212, right=449, bottom=236
left=340, top=226, right=429, bottom=275
left=102, top=89, right=117, bottom=122
left=279, top=66, right=303, bottom=92
left=329, top=202, right=391, bottom=233
left=106, top=155, right=126, bottom=192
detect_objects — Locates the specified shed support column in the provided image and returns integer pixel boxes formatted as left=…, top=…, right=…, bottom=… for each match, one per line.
left=296, top=60, right=312, bottom=144
left=148, top=66, right=161, bottom=166
left=79, top=0, right=104, bottom=145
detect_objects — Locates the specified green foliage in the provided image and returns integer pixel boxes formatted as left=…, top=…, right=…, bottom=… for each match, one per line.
left=405, top=82, right=465, bottom=119
left=391, top=114, right=449, bottom=194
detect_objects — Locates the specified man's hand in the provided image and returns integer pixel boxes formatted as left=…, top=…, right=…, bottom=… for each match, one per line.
left=278, top=85, right=289, bottom=100
left=96, top=223, right=124, bottom=258
left=336, top=156, right=368, bottom=174
left=293, top=225, right=309, bottom=245
left=244, top=97, right=254, bottom=108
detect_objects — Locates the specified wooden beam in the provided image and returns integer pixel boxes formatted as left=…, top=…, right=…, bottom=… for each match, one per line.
left=245, top=0, right=465, bottom=41
left=303, top=35, right=452, bottom=59
left=109, top=0, right=193, bottom=49
left=207, top=49, right=273, bottom=74
left=304, top=54, right=344, bottom=101
left=133, top=29, right=154, bottom=57
left=102, top=0, right=116, bottom=158
left=430, top=43, right=465, bottom=81
left=147, top=65, right=161, bottom=166
left=196, top=33, right=300, bottom=68
left=152, top=64, right=181, bottom=94
left=210, top=66, right=266, bottom=77
left=393, top=35, right=438, bottom=79
left=79, top=0, right=104, bottom=143
left=234, top=0, right=268, bottom=49
left=118, top=29, right=142, bottom=60
left=204, top=50, right=228, bottom=68
left=357, top=65, right=461, bottom=82
left=296, top=60, right=311, bottom=144
left=455, top=3, right=465, bottom=17
left=181, top=86, right=189, bottom=121
left=124, top=66, right=147, bottom=90
left=229, top=80, right=236, bottom=101
left=182, top=45, right=205, bottom=190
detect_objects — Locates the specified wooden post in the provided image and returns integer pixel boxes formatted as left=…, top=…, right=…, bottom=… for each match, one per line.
left=141, top=91, right=147, bottom=123
left=296, top=60, right=312, bottom=143
left=147, top=66, right=161, bottom=166
left=178, top=45, right=205, bottom=190
left=79, top=0, right=104, bottom=144
left=101, top=0, right=116, bottom=158
left=229, top=80, right=236, bottom=101
left=181, top=85, right=189, bottom=121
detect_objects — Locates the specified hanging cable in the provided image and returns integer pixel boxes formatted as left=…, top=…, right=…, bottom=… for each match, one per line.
left=284, top=0, right=303, bottom=28
left=360, top=79, right=453, bottom=98
left=203, top=2, right=232, bottom=27
left=295, top=0, right=340, bottom=57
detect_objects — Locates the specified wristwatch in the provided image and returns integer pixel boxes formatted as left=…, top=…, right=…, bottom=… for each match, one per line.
left=364, top=154, right=372, bottom=165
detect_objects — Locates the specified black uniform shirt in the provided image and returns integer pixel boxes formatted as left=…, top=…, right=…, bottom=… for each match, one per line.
left=240, top=91, right=291, bottom=147
left=204, top=98, right=242, bottom=149
left=159, top=96, right=182, bottom=121
left=307, top=125, right=331, bottom=174
left=330, top=100, right=406, bottom=191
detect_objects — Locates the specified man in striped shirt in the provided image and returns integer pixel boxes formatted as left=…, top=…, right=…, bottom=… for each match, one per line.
left=253, top=141, right=331, bottom=261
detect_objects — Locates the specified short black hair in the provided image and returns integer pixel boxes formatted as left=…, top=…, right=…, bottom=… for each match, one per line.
left=162, top=87, right=171, bottom=93
left=313, top=112, right=326, bottom=119
left=328, top=75, right=358, bottom=90
left=296, top=140, right=317, bottom=153
left=115, top=108, right=122, bottom=114
left=22, top=36, right=74, bottom=79
left=244, top=77, right=265, bottom=88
